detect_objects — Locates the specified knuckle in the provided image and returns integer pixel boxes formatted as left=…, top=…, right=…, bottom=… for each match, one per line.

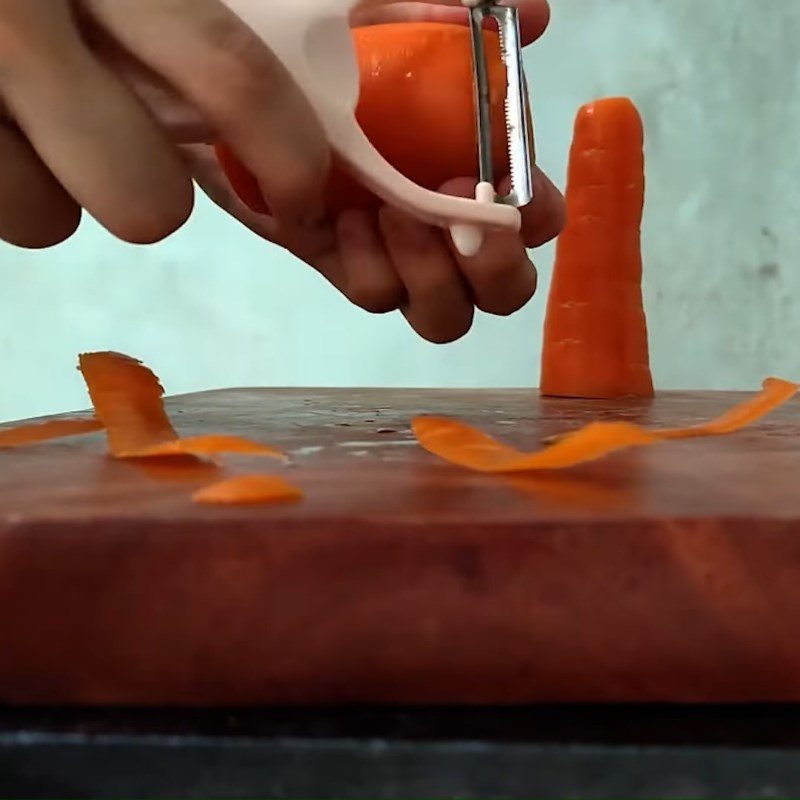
left=264, top=147, right=330, bottom=209
left=202, top=11, right=268, bottom=67
left=202, top=20, right=282, bottom=119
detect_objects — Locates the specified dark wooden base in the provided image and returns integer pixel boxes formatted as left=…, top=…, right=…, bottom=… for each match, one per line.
left=4, top=706, right=800, bottom=799
left=2, top=388, right=800, bottom=705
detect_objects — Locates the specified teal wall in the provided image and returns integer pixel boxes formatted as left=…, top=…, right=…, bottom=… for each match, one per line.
left=0, top=0, right=797, bottom=421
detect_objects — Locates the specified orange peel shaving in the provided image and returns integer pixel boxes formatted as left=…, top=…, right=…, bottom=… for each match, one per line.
left=0, top=418, right=103, bottom=450
left=413, top=378, right=799, bottom=473
left=657, top=377, right=799, bottom=439
left=119, top=435, right=284, bottom=460
left=78, top=352, right=177, bottom=456
left=192, top=474, right=303, bottom=506
left=79, top=352, right=284, bottom=464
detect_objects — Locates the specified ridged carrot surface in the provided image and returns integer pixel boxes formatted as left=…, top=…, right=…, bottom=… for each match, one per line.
left=541, top=97, right=654, bottom=399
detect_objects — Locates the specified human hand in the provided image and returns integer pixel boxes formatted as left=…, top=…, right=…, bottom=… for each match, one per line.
left=0, top=0, right=329, bottom=248
left=192, top=0, right=565, bottom=343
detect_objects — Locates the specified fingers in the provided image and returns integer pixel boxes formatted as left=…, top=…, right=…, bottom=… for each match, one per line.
left=77, top=20, right=214, bottom=144
left=380, top=207, right=474, bottom=343
left=353, top=0, right=551, bottom=46
left=0, top=123, right=81, bottom=248
left=435, top=178, right=536, bottom=316
left=337, top=211, right=406, bottom=314
left=520, top=166, right=566, bottom=248
left=182, top=143, right=281, bottom=241
left=0, top=2, right=193, bottom=244
left=86, top=0, right=330, bottom=227
left=454, top=230, right=538, bottom=316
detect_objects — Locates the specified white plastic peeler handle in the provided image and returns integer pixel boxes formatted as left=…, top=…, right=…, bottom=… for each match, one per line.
left=218, top=0, right=520, bottom=255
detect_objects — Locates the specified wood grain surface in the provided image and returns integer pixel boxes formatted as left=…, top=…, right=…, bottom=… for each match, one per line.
left=1, top=387, right=799, bottom=705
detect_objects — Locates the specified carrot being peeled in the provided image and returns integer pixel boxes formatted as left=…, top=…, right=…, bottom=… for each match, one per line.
left=215, top=144, right=269, bottom=215
left=541, top=97, right=654, bottom=399
left=215, top=23, right=510, bottom=216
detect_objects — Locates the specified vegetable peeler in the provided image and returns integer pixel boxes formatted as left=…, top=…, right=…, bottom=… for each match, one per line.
left=219, top=0, right=534, bottom=255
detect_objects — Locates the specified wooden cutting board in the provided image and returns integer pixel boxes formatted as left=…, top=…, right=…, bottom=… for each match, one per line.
left=1, top=387, right=800, bottom=705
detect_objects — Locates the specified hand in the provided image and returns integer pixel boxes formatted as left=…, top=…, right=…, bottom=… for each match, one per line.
left=191, top=0, right=565, bottom=343
left=0, top=0, right=329, bottom=248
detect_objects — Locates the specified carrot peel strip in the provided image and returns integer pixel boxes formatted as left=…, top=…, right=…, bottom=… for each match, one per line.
left=0, top=418, right=103, bottom=450
left=119, top=435, right=285, bottom=460
left=78, top=352, right=177, bottom=456
left=192, top=474, right=303, bottom=506
left=413, top=417, right=658, bottom=473
left=413, top=378, right=799, bottom=473
left=657, top=378, right=799, bottom=439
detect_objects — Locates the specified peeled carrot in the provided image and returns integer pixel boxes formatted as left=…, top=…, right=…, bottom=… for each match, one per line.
left=216, top=22, right=510, bottom=216
left=413, top=378, right=799, bottom=473
left=541, top=97, right=654, bottom=399
left=193, top=474, right=303, bottom=506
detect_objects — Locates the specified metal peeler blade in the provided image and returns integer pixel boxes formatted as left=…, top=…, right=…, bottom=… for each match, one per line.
left=468, top=0, right=534, bottom=208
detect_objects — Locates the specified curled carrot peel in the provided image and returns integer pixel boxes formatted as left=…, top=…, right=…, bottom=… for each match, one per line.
left=79, top=352, right=284, bottom=466
left=192, top=474, right=303, bottom=506
left=119, top=435, right=285, bottom=460
left=414, top=417, right=657, bottom=473
left=541, top=97, right=654, bottom=400
left=657, top=378, right=799, bottom=439
left=78, top=352, right=177, bottom=456
left=413, top=378, right=799, bottom=474
left=0, top=418, right=103, bottom=450
left=77, top=352, right=296, bottom=504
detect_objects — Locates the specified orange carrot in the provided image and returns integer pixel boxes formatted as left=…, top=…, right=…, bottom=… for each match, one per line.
left=414, top=417, right=657, bottom=472
left=216, top=23, right=510, bottom=216
left=413, top=378, right=798, bottom=473
left=193, top=474, right=303, bottom=506
left=0, top=418, right=102, bottom=450
left=215, top=144, right=269, bottom=215
left=78, top=352, right=177, bottom=456
left=541, top=97, right=654, bottom=399
left=120, top=435, right=285, bottom=460
left=658, top=378, right=799, bottom=439
left=78, top=352, right=284, bottom=465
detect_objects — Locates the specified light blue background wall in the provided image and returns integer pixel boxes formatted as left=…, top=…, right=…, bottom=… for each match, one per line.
left=0, top=0, right=797, bottom=421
